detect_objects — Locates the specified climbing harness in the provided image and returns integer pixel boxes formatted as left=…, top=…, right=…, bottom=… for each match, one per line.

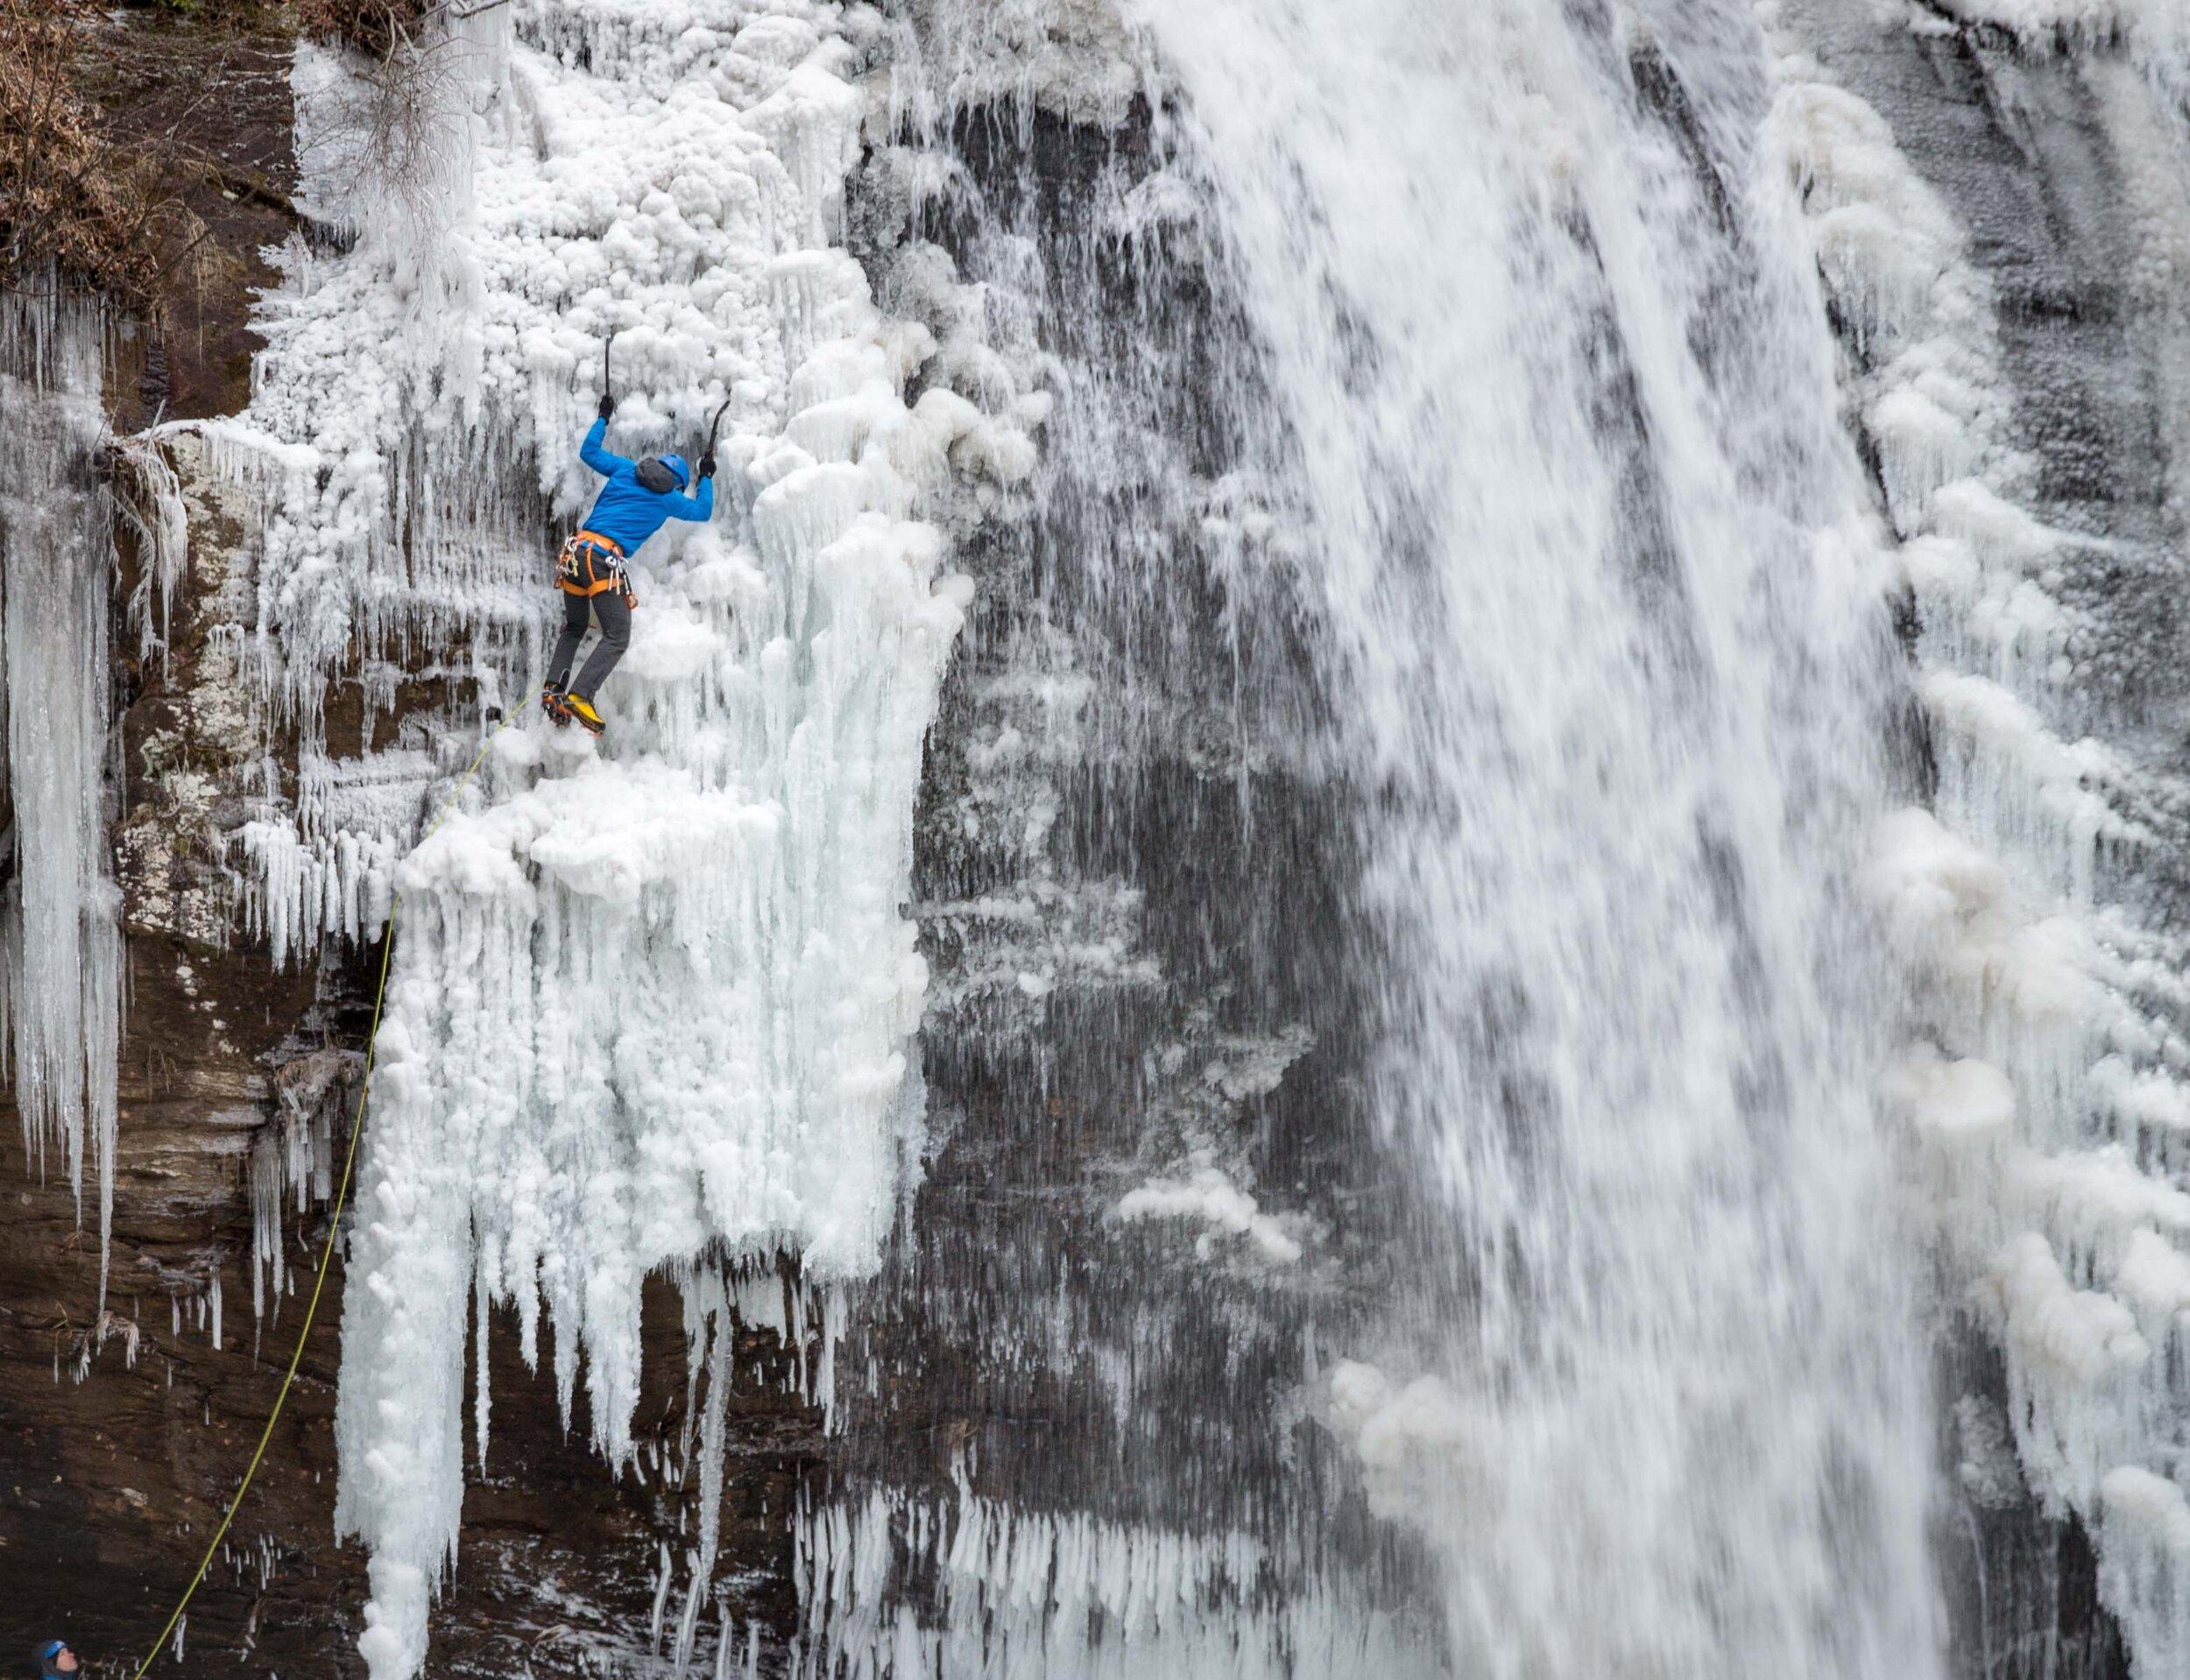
left=555, top=527, right=629, bottom=597
left=129, top=694, right=533, bottom=1680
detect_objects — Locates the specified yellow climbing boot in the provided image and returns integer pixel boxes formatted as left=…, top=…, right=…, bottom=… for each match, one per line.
left=564, top=694, right=606, bottom=736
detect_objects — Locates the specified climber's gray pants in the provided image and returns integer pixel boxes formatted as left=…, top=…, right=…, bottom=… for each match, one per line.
left=548, top=589, right=631, bottom=701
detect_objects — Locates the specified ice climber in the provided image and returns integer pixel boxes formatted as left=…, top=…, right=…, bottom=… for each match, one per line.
left=32, top=1642, right=78, bottom=1678
left=542, top=390, right=716, bottom=735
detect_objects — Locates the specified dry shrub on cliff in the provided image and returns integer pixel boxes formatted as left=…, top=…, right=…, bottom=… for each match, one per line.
left=295, top=0, right=434, bottom=59
left=293, top=0, right=485, bottom=277
left=0, top=0, right=201, bottom=313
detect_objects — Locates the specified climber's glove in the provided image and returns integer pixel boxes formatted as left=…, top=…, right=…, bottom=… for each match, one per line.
left=698, top=452, right=717, bottom=481
left=597, top=392, right=615, bottom=420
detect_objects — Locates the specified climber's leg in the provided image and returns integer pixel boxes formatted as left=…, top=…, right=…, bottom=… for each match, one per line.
left=548, top=589, right=590, bottom=694
left=569, top=587, right=631, bottom=706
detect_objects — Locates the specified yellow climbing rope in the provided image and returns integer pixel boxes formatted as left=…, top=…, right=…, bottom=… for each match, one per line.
left=131, top=692, right=534, bottom=1678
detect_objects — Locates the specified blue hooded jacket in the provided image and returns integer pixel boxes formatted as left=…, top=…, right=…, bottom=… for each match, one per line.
left=576, top=418, right=713, bottom=554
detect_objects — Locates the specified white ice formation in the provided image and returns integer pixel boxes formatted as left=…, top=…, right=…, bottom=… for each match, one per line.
left=1917, top=0, right=2190, bottom=61
left=0, top=296, right=126, bottom=1308
left=201, top=0, right=1029, bottom=1671
left=795, top=1469, right=1442, bottom=1680
left=1116, top=1161, right=1303, bottom=1265
left=1774, top=20, right=2190, bottom=1667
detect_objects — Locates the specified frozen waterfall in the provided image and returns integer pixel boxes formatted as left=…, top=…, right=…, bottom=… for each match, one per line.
left=0, top=294, right=125, bottom=1311
left=211, top=1, right=1021, bottom=1672
left=172, top=0, right=2190, bottom=1670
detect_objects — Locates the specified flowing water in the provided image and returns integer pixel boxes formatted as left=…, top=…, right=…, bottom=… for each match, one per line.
left=808, top=1, right=1946, bottom=1674
left=1128, top=2, right=1942, bottom=1671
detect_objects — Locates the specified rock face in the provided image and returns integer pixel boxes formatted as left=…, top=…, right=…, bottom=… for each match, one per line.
left=839, top=32, right=1388, bottom=1585
left=70, top=14, right=303, bottom=429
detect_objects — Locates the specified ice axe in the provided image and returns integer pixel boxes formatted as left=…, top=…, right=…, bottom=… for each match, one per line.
left=697, top=395, right=731, bottom=481
left=595, top=328, right=619, bottom=420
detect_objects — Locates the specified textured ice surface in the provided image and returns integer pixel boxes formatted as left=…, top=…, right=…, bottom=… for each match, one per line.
left=1776, top=22, right=2190, bottom=1663
left=219, top=0, right=1021, bottom=970
left=1116, top=1163, right=1303, bottom=1265
left=231, top=2, right=1007, bottom=1672
left=1921, top=0, right=2190, bottom=60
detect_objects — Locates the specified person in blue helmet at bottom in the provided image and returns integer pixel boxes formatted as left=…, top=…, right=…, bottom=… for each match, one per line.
left=32, top=1641, right=79, bottom=1678
left=543, top=389, right=717, bottom=736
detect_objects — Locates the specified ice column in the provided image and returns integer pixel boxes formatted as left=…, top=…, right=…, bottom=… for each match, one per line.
left=0, top=293, right=124, bottom=1304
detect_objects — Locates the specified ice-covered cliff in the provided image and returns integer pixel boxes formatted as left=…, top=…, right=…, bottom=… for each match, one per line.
left=196, top=2, right=1035, bottom=1671
left=12, top=0, right=2190, bottom=1675
left=1773, top=1, right=2190, bottom=1668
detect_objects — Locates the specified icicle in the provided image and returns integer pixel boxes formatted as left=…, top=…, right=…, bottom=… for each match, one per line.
left=0, top=292, right=124, bottom=1303
left=674, top=1281, right=736, bottom=1679
left=816, top=1285, right=844, bottom=1435
left=472, top=1255, right=491, bottom=1472
left=672, top=1549, right=704, bottom=1677
left=649, top=1540, right=675, bottom=1655
left=251, top=1132, right=284, bottom=1320
left=110, top=433, right=188, bottom=672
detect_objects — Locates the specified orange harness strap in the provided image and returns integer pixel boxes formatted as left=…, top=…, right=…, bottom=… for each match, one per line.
left=556, top=529, right=627, bottom=597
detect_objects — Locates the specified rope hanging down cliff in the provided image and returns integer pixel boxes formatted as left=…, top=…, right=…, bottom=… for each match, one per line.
left=129, top=695, right=530, bottom=1680
left=131, top=349, right=738, bottom=1672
